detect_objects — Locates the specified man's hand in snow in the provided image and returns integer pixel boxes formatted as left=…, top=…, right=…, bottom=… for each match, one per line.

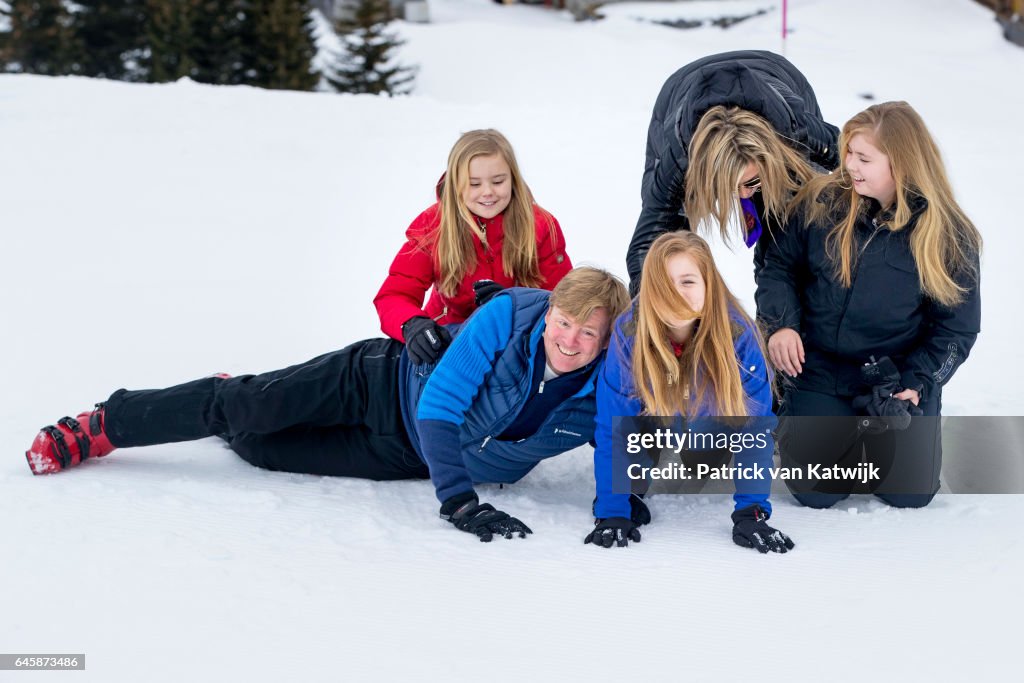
left=440, top=492, right=532, bottom=542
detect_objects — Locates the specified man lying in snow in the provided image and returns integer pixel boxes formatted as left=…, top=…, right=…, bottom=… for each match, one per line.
left=26, top=267, right=630, bottom=543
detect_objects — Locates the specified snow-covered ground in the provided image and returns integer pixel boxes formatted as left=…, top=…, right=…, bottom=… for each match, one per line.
left=2, top=0, right=1022, bottom=680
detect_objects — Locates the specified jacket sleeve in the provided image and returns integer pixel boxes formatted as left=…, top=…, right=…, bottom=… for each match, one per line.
left=627, top=113, right=689, bottom=297
left=755, top=213, right=808, bottom=338
left=373, top=208, right=438, bottom=342
left=731, top=322, right=776, bottom=514
left=765, top=76, right=839, bottom=170
left=593, top=318, right=644, bottom=519
left=755, top=53, right=839, bottom=170
left=534, top=207, right=573, bottom=289
left=416, top=295, right=515, bottom=502
left=800, top=112, right=840, bottom=170
left=899, top=255, right=981, bottom=403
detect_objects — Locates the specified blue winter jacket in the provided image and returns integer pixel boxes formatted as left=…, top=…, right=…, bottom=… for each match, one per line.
left=401, top=288, right=604, bottom=503
left=593, top=305, right=776, bottom=519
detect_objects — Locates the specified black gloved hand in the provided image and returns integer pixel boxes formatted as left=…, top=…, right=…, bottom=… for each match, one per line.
left=591, top=493, right=651, bottom=526
left=472, top=280, right=505, bottom=307
left=852, top=356, right=924, bottom=433
left=440, top=492, right=532, bottom=542
left=731, top=505, right=794, bottom=554
left=584, top=517, right=641, bottom=548
left=629, top=493, right=651, bottom=526
left=853, top=389, right=923, bottom=433
left=402, top=316, right=452, bottom=365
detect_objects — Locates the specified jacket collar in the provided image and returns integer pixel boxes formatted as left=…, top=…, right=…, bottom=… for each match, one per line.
left=864, top=194, right=929, bottom=228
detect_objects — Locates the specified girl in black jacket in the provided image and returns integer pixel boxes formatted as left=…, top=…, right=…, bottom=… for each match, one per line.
left=626, top=50, right=839, bottom=295
left=755, top=101, right=982, bottom=509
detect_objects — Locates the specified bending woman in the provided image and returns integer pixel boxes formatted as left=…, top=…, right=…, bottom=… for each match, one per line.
left=626, top=50, right=838, bottom=295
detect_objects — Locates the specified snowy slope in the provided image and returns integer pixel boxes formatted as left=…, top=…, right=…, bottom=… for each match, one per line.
left=2, top=1, right=1022, bottom=681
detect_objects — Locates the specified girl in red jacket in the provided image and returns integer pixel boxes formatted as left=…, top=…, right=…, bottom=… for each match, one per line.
left=374, top=129, right=573, bottom=364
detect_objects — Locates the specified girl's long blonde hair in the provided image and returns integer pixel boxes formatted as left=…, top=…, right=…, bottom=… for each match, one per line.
left=794, top=101, right=981, bottom=306
left=433, top=129, right=557, bottom=297
left=631, top=232, right=762, bottom=417
left=685, top=106, right=816, bottom=245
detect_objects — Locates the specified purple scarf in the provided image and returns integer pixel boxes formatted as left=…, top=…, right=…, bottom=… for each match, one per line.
left=740, top=197, right=762, bottom=248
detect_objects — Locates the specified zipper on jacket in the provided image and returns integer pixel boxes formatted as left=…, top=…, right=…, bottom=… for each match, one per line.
left=834, top=222, right=885, bottom=354
left=478, top=435, right=492, bottom=453
left=432, top=306, right=448, bottom=322
left=538, top=380, right=545, bottom=394
left=861, top=221, right=884, bottom=256
left=487, top=331, right=545, bottom=436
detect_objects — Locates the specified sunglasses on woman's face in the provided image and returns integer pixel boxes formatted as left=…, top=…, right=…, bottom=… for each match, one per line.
left=740, top=177, right=762, bottom=192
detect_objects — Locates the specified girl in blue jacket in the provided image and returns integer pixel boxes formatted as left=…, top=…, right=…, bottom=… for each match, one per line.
left=589, top=232, right=794, bottom=553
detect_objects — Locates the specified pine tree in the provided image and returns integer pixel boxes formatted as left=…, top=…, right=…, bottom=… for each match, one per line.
left=3, top=0, right=319, bottom=89
left=328, top=0, right=417, bottom=96
left=142, top=0, right=253, bottom=87
left=73, top=0, right=148, bottom=80
left=243, top=0, right=318, bottom=90
left=188, top=0, right=248, bottom=85
left=142, top=0, right=197, bottom=82
left=1, top=0, right=75, bottom=75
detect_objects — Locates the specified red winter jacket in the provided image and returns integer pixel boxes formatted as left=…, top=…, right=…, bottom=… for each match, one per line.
left=374, top=203, right=573, bottom=342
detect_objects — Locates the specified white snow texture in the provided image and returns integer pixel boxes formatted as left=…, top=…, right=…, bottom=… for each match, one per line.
left=1, top=0, right=1021, bottom=681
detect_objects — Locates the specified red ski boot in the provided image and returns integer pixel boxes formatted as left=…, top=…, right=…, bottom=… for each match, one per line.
left=26, top=404, right=116, bottom=475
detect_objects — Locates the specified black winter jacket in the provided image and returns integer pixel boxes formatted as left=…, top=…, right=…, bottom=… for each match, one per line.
left=627, top=50, right=838, bottom=295
left=755, top=197, right=981, bottom=403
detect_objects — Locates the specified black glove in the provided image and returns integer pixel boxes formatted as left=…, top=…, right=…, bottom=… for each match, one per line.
left=402, top=316, right=452, bottom=365
left=731, top=505, right=794, bottom=554
left=629, top=493, right=651, bottom=526
left=852, top=356, right=924, bottom=434
left=852, top=388, right=922, bottom=434
left=584, top=517, right=641, bottom=548
left=592, top=493, right=651, bottom=526
left=440, top=492, right=532, bottom=542
left=472, top=280, right=505, bottom=307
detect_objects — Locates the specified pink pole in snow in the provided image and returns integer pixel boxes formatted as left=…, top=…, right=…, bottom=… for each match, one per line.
left=781, top=0, right=788, bottom=55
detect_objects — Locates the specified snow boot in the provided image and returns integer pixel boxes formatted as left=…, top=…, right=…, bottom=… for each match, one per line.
left=26, top=404, right=116, bottom=475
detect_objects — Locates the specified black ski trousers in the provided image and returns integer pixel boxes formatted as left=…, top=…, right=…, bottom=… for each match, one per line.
left=102, top=338, right=429, bottom=481
left=778, top=389, right=942, bottom=508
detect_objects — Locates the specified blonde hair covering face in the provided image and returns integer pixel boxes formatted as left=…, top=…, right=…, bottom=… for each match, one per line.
left=632, top=232, right=764, bottom=417
left=685, top=106, right=816, bottom=245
